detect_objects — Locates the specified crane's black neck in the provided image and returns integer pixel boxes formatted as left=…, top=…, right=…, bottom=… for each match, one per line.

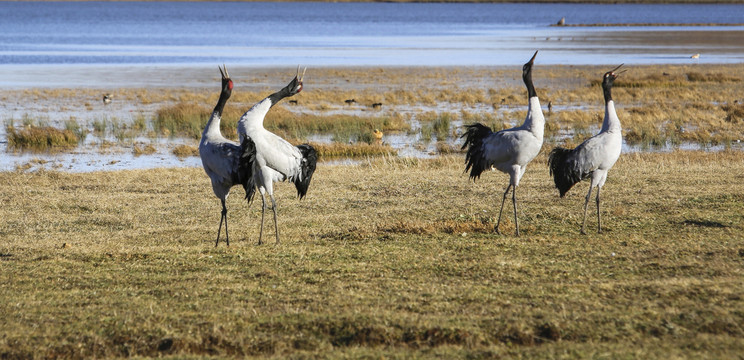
left=267, top=87, right=290, bottom=108
left=602, top=76, right=614, bottom=104
left=523, top=68, right=537, bottom=98
left=213, top=88, right=232, bottom=117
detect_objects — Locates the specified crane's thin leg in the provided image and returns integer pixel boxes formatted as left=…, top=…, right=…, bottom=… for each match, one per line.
left=596, top=186, right=602, bottom=234
left=495, top=184, right=512, bottom=235
left=581, top=185, right=593, bottom=235
left=258, top=194, right=267, bottom=245
left=270, top=194, right=280, bottom=245
left=512, top=185, right=519, bottom=237
left=216, top=199, right=228, bottom=247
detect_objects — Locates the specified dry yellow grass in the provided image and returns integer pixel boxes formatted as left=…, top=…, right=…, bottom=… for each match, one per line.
left=1, top=151, right=742, bottom=358
left=6, top=125, right=79, bottom=150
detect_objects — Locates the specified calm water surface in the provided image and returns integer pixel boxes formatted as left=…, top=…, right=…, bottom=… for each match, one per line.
left=1, top=1, right=743, bottom=70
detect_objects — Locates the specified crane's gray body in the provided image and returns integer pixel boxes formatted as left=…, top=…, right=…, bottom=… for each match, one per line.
left=200, top=112, right=243, bottom=200
left=198, top=66, right=256, bottom=246
left=461, top=51, right=544, bottom=236
left=548, top=66, right=624, bottom=234
left=238, top=97, right=306, bottom=197
left=564, top=101, right=622, bottom=191
left=236, top=70, right=316, bottom=244
left=473, top=96, right=544, bottom=187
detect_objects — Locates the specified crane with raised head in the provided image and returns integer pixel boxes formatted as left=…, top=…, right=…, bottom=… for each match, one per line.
left=237, top=66, right=317, bottom=245
left=461, top=51, right=544, bottom=236
left=198, top=65, right=257, bottom=246
left=548, top=64, right=625, bottom=234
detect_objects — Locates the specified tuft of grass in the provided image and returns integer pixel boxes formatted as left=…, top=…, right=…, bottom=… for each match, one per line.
left=133, top=143, right=157, bottom=156
left=172, top=144, right=199, bottom=157
left=435, top=141, right=460, bottom=155
left=64, top=117, right=87, bottom=141
left=308, top=142, right=397, bottom=158
left=6, top=124, right=79, bottom=150
left=266, top=110, right=410, bottom=141
left=721, top=103, right=744, bottom=124
left=686, top=71, right=740, bottom=83
left=154, top=103, right=210, bottom=139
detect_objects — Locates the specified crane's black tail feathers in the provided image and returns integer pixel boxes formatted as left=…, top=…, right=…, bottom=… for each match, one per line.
left=294, top=144, right=317, bottom=199
left=547, top=147, right=582, bottom=198
left=238, top=136, right=257, bottom=203
left=460, top=123, right=493, bottom=180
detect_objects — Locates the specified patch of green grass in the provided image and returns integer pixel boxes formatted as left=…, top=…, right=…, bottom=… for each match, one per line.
left=64, top=117, right=87, bottom=141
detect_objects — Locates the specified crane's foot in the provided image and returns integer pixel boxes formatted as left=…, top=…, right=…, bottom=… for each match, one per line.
left=580, top=230, right=587, bottom=235
left=494, top=227, right=501, bottom=235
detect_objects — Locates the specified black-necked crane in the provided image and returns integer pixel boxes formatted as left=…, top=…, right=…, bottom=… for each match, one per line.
left=198, top=65, right=257, bottom=247
left=461, top=51, right=544, bottom=236
left=237, top=66, right=317, bottom=245
left=103, top=93, right=112, bottom=104
left=548, top=65, right=625, bottom=234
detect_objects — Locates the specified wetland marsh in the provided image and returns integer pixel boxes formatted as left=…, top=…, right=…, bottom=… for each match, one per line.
left=3, top=64, right=744, bottom=171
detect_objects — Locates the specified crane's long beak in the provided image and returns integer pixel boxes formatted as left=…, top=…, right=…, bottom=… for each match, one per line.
left=296, top=65, right=306, bottom=82
left=527, top=50, right=538, bottom=65
left=219, top=65, right=225, bottom=79
left=223, top=64, right=230, bottom=78
left=610, top=64, right=624, bottom=73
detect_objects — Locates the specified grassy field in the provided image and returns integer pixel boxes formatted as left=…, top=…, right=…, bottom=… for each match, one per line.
left=1, top=151, right=743, bottom=358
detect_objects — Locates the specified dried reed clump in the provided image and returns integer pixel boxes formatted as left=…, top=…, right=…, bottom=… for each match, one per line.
left=133, top=144, right=157, bottom=156
left=155, top=102, right=209, bottom=139
left=268, top=110, right=409, bottom=140
left=624, top=123, right=666, bottom=147
left=172, top=144, right=198, bottom=157
left=461, top=110, right=500, bottom=124
left=154, top=102, right=237, bottom=140
left=609, top=73, right=688, bottom=88
left=607, top=71, right=740, bottom=89
left=308, top=142, right=397, bottom=158
left=721, top=103, right=744, bottom=124
left=418, top=112, right=454, bottom=141
left=6, top=125, right=79, bottom=150
left=435, top=141, right=461, bottom=155
left=686, top=72, right=740, bottom=83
